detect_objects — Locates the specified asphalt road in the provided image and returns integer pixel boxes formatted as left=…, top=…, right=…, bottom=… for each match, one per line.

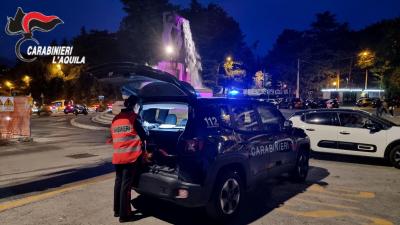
left=0, top=113, right=399, bottom=225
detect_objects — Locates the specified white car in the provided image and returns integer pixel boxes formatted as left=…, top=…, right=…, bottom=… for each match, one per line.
left=290, top=109, right=400, bottom=168
left=266, top=99, right=279, bottom=106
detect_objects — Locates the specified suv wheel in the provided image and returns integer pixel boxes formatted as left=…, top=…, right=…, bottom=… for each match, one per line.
left=206, top=171, right=243, bottom=220
left=389, top=145, right=400, bottom=169
left=290, top=150, right=309, bottom=182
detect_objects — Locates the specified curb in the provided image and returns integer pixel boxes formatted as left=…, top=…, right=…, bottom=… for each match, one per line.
left=70, top=118, right=109, bottom=131
left=91, top=116, right=111, bottom=125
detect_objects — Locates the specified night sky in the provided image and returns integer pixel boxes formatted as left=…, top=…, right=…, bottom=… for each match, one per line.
left=1, top=0, right=400, bottom=63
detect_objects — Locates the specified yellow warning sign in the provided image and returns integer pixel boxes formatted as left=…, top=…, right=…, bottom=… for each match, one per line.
left=0, top=97, right=14, bottom=112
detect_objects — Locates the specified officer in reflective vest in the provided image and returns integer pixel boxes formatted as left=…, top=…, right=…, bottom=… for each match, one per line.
left=111, top=95, right=147, bottom=223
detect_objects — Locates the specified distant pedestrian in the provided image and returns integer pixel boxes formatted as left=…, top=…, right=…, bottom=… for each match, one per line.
left=388, top=100, right=395, bottom=117
left=375, top=99, right=383, bottom=117
left=382, top=99, right=388, bottom=115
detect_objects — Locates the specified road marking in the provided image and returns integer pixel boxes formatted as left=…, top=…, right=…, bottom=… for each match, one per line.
left=277, top=207, right=393, bottom=225
left=301, top=192, right=360, bottom=202
left=291, top=198, right=360, bottom=210
left=278, top=184, right=391, bottom=225
left=308, top=184, right=375, bottom=199
left=0, top=173, right=113, bottom=213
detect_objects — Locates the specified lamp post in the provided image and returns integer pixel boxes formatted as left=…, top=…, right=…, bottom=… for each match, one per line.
left=5, top=81, right=13, bottom=96
left=220, top=56, right=231, bottom=95
left=358, top=50, right=374, bottom=90
left=296, top=58, right=300, bottom=98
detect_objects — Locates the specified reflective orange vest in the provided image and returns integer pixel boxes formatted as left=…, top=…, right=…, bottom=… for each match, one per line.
left=111, top=112, right=142, bottom=164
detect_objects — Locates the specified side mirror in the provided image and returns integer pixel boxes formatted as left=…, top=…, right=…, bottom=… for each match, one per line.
left=284, top=120, right=293, bottom=130
left=365, top=120, right=381, bottom=133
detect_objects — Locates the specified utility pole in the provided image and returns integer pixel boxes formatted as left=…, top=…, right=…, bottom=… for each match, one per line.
left=296, top=58, right=300, bottom=98
left=348, top=57, right=353, bottom=88
left=364, top=69, right=368, bottom=90
left=337, top=71, right=340, bottom=89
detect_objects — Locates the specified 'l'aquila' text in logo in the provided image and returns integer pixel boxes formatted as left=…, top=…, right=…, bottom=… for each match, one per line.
left=5, top=7, right=63, bottom=62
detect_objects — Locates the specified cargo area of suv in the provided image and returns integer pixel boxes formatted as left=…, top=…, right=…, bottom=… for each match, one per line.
left=141, top=102, right=188, bottom=169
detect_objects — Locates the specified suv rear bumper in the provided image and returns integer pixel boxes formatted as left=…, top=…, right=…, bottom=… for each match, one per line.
left=133, top=172, right=207, bottom=207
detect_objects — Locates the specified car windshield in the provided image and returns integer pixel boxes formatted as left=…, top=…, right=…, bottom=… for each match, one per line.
left=140, top=103, right=188, bottom=130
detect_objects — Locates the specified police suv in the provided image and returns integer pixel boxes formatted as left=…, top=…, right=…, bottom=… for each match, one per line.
left=116, top=67, right=310, bottom=220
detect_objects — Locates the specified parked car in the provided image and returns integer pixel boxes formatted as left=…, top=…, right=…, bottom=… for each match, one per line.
left=37, top=104, right=53, bottom=116
left=118, top=70, right=311, bottom=220
left=326, top=99, right=339, bottom=108
left=356, top=98, right=375, bottom=107
left=304, top=98, right=327, bottom=109
left=64, top=104, right=88, bottom=115
left=277, top=98, right=304, bottom=109
left=290, top=109, right=400, bottom=168
left=266, top=98, right=279, bottom=106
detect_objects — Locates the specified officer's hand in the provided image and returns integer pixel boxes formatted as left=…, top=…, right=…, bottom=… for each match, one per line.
left=143, top=152, right=153, bottom=164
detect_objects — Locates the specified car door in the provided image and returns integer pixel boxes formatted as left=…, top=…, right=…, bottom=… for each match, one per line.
left=230, top=104, right=267, bottom=179
left=256, top=105, right=295, bottom=175
left=336, top=112, right=387, bottom=157
left=302, top=112, right=340, bottom=152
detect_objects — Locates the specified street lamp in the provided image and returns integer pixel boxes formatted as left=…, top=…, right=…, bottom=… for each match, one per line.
left=226, top=56, right=232, bottom=62
left=22, top=75, right=32, bottom=86
left=165, top=45, right=174, bottom=56
left=332, top=81, right=337, bottom=87
left=56, top=64, right=62, bottom=70
left=361, top=51, right=369, bottom=57
left=4, top=81, right=14, bottom=96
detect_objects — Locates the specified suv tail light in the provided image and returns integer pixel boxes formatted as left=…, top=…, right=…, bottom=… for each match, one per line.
left=185, top=139, right=204, bottom=153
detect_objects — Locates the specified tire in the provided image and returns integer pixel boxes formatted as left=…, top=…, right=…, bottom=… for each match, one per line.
left=206, top=170, right=243, bottom=221
left=290, top=149, right=310, bottom=182
left=389, top=145, right=400, bottom=169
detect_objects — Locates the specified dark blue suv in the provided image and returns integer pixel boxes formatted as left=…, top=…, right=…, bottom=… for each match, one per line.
left=117, top=68, right=311, bottom=220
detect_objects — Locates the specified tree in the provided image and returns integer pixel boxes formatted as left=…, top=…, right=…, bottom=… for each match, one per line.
left=118, top=0, right=177, bottom=64
left=358, top=18, right=400, bottom=96
left=265, top=11, right=356, bottom=97
left=72, top=28, right=121, bottom=65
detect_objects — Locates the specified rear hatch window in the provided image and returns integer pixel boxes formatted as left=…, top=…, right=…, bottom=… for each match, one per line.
left=141, top=103, right=188, bottom=130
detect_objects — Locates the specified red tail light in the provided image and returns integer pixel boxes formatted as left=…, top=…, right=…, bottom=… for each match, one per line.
left=185, top=139, right=204, bottom=152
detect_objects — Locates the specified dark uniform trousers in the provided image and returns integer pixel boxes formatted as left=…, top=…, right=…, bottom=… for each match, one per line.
left=114, top=163, right=137, bottom=218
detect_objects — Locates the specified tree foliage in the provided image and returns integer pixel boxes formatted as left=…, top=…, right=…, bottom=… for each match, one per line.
left=265, top=11, right=356, bottom=96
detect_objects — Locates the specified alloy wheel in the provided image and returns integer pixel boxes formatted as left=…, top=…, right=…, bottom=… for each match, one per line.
left=394, top=149, right=400, bottom=166
left=219, top=178, right=240, bottom=215
left=297, top=154, right=309, bottom=178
